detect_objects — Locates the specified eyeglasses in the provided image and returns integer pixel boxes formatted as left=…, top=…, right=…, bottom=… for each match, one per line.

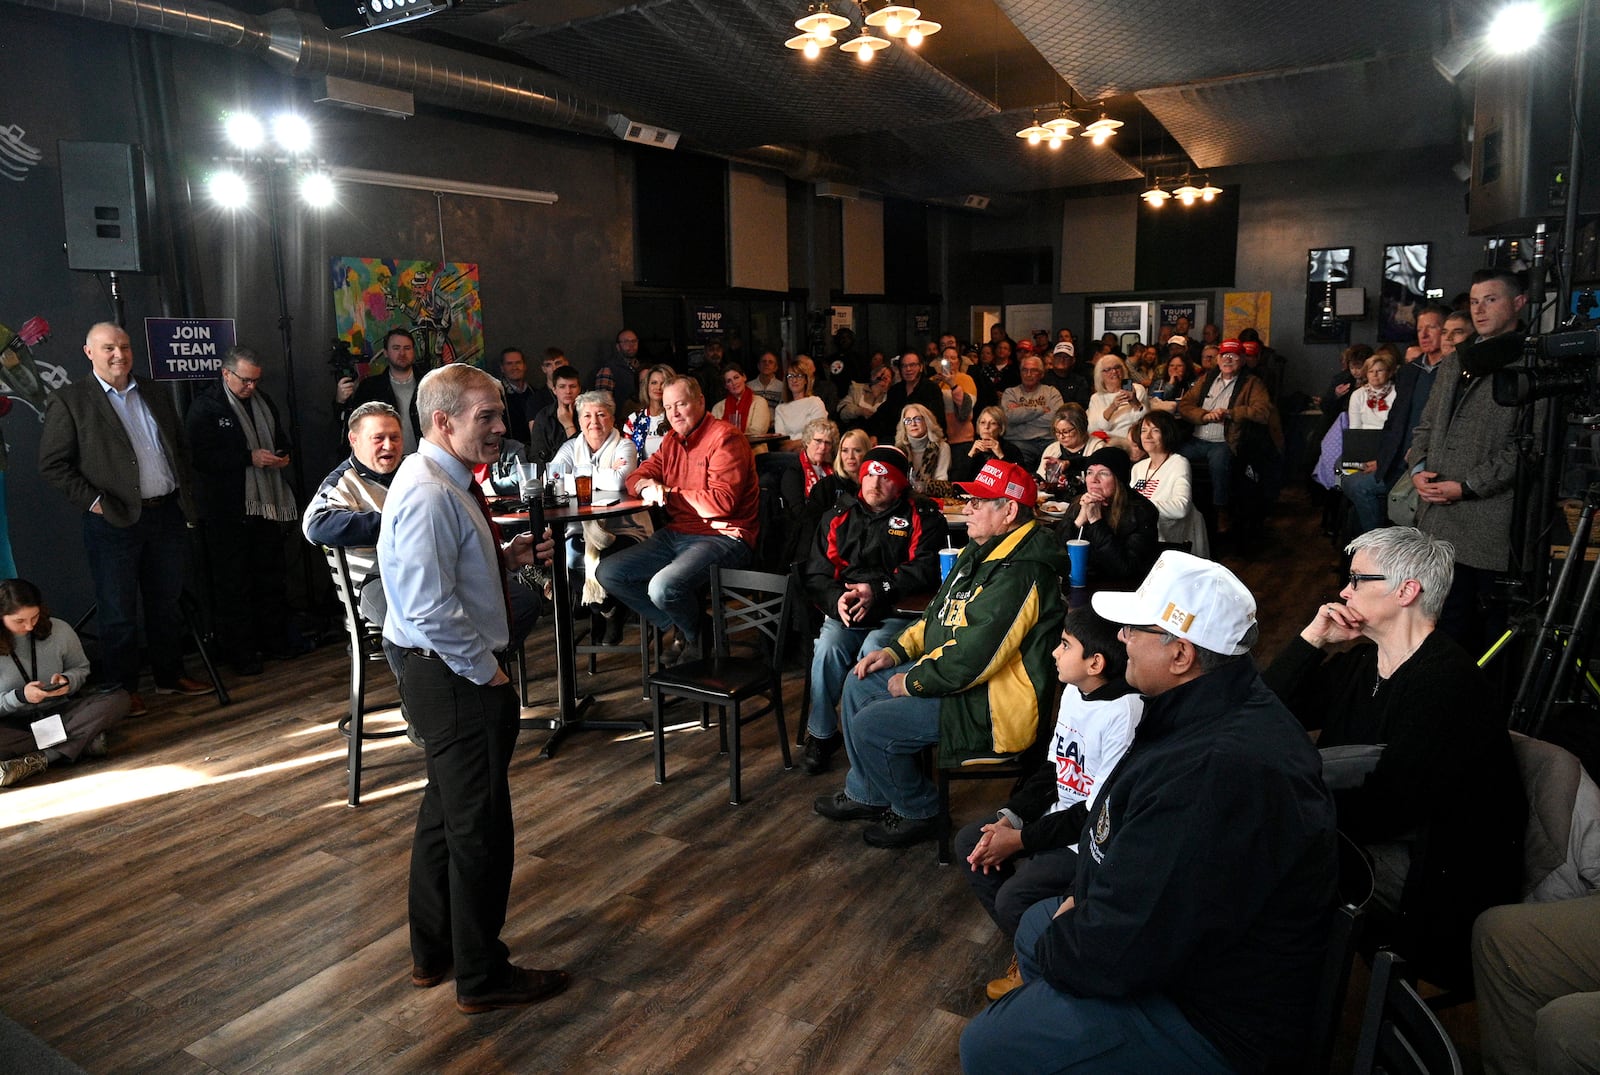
left=1120, top=623, right=1169, bottom=637
left=1347, top=572, right=1388, bottom=589
left=903, top=416, right=927, bottom=425
left=225, top=369, right=261, bottom=386
left=786, top=373, right=807, bottom=381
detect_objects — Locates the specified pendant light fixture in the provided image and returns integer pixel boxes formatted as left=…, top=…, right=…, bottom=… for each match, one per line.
left=839, top=26, right=891, bottom=60
left=863, top=2, right=919, bottom=36
left=1014, top=83, right=1124, bottom=153
left=1014, top=111, right=1052, bottom=145
left=1082, top=112, right=1124, bottom=145
left=789, top=1, right=938, bottom=59
left=1141, top=168, right=1222, bottom=209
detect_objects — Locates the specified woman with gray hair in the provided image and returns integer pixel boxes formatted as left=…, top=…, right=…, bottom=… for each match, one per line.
left=549, top=391, right=652, bottom=642
left=1263, top=526, right=1525, bottom=988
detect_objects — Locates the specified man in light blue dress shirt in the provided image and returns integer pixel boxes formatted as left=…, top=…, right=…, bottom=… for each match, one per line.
left=378, top=362, right=569, bottom=1014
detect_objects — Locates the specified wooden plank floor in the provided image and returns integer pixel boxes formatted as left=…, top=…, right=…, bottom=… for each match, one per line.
left=1, top=488, right=1483, bottom=1074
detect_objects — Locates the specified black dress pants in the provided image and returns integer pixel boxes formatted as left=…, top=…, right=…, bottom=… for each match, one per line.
left=402, top=651, right=521, bottom=995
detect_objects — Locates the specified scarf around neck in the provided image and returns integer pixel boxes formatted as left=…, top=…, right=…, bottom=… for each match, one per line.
left=223, top=387, right=298, bottom=522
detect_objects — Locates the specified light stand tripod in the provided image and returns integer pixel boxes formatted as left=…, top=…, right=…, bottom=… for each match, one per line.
left=1506, top=483, right=1600, bottom=736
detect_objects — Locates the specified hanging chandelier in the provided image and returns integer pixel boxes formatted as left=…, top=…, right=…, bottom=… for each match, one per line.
left=1142, top=170, right=1222, bottom=208
left=1015, top=93, right=1120, bottom=150
left=786, top=1, right=940, bottom=61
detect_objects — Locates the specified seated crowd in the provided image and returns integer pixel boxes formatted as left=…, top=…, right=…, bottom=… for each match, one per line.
left=12, top=302, right=1590, bottom=1075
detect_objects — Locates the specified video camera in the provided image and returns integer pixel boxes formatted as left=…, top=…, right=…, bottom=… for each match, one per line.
left=1491, top=292, right=1600, bottom=408
left=327, top=338, right=361, bottom=383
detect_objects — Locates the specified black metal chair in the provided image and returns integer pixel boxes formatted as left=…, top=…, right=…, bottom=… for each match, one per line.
left=646, top=565, right=794, bottom=804
left=1351, top=950, right=1463, bottom=1075
left=321, top=546, right=406, bottom=806
left=1301, top=903, right=1366, bottom=1075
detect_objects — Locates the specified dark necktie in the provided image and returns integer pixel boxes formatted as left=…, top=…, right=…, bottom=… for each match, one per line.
left=467, top=481, right=515, bottom=637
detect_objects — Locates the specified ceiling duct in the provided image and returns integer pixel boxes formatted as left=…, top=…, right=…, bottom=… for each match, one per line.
left=0, top=0, right=967, bottom=205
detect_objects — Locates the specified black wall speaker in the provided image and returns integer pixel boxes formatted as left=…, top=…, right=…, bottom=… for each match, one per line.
left=1469, top=37, right=1600, bottom=236
left=59, top=141, right=153, bottom=273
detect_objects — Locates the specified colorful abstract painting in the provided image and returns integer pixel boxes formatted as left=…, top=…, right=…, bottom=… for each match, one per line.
left=330, top=257, right=484, bottom=374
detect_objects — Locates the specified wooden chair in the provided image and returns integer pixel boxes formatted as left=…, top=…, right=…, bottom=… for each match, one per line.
left=321, top=546, right=406, bottom=807
left=1351, top=950, right=1463, bottom=1075
left=647, top=565, right=794, bottom=804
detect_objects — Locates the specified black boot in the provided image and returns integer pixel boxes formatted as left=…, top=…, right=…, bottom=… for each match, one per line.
left=600, top=601, right=627, bottom=645
left=801, top=733, right=841, bottom=775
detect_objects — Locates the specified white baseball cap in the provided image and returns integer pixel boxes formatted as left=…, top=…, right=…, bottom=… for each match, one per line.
left=1092, top=551, right=1256, bottom=655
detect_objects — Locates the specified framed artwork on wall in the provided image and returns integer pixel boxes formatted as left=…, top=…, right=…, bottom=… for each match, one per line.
left=1380, top=242, right=1431, bottom=343
left=1305, top=247, right=1353, bottom=345
left=331, top=256, right=484, bottom=372
left=1223, top=291, right=1272, bottom=343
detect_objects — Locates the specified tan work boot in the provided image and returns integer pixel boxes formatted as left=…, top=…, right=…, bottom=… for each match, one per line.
left=0, top=751, right=48, bottom=788
left=985, top=955, right=1022, bottom=1001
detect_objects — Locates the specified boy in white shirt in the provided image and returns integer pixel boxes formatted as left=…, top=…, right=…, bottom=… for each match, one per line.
left=957, top=606, right=1143, bottom=1001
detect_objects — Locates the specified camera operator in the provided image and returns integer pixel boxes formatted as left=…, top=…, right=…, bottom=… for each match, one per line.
left=1407, top=269, right=1536, bottom=652
left=335, top=328, right=423, bottom=455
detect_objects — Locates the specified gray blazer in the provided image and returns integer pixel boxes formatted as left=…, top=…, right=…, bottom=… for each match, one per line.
left=1406, top=352, right=1538, bottom=573
left=39, top=374, right=198, bottom=528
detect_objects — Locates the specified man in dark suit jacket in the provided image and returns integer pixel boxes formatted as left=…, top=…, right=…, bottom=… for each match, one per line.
left=186, top=346, right=297, bottom=675
left=38, top=322, right=211, bottom=713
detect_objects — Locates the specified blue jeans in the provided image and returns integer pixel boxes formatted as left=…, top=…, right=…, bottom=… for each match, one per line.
left=807, top=615, right=914, bottom=739
left=960, top=898, right=1233, bottom=1074
left=82, top=499, right=190, bottom=690
left=593, top=528, right=749, bottom=641
left=840, top=663, right=941, bottom=820
left=1179, top=438, right=1233, bottom=506
left=1340, top=469, right=1388, bottom=535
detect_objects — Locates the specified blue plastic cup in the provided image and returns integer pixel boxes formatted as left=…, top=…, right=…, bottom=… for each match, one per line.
left=938, top=546, right=958, bottom=581
left=1066, top=539, right=1089, bottom=588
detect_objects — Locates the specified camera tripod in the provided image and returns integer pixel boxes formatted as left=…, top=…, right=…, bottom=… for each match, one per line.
left=1489, top=482, right=1600, bottom=736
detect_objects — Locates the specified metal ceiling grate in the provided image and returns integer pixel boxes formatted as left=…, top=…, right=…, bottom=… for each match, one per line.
left=996, top=0, right=1446, bottom=99
left=1138, top=54, right=1457, bottom=169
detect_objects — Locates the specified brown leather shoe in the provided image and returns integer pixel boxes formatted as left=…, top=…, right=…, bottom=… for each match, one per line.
left=127, top=692, right=148, bottom=717
left=411, top=962, right=451, bottom=988
left=985, top=955, right=1022, bottom=1001
left=455, top=966, right=570, bottom=1014
left=155, top=676, right=212, bottom=696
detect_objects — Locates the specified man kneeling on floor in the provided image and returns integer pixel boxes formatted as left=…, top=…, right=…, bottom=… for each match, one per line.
left=814, top=460, right=1066, bottom=848
left=959, top=606, right=1142, bottom=1002
left=959, top=552, right=1338, bottom=1075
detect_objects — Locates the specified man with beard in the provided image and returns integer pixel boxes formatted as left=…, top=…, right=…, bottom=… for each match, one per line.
left=337, top=328, right=423, bottom=454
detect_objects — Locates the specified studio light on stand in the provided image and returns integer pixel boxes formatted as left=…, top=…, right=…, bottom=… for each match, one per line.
left=1487, top=0, right=1547, bottom=53
left=205, top=108, right=336, bottom=511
